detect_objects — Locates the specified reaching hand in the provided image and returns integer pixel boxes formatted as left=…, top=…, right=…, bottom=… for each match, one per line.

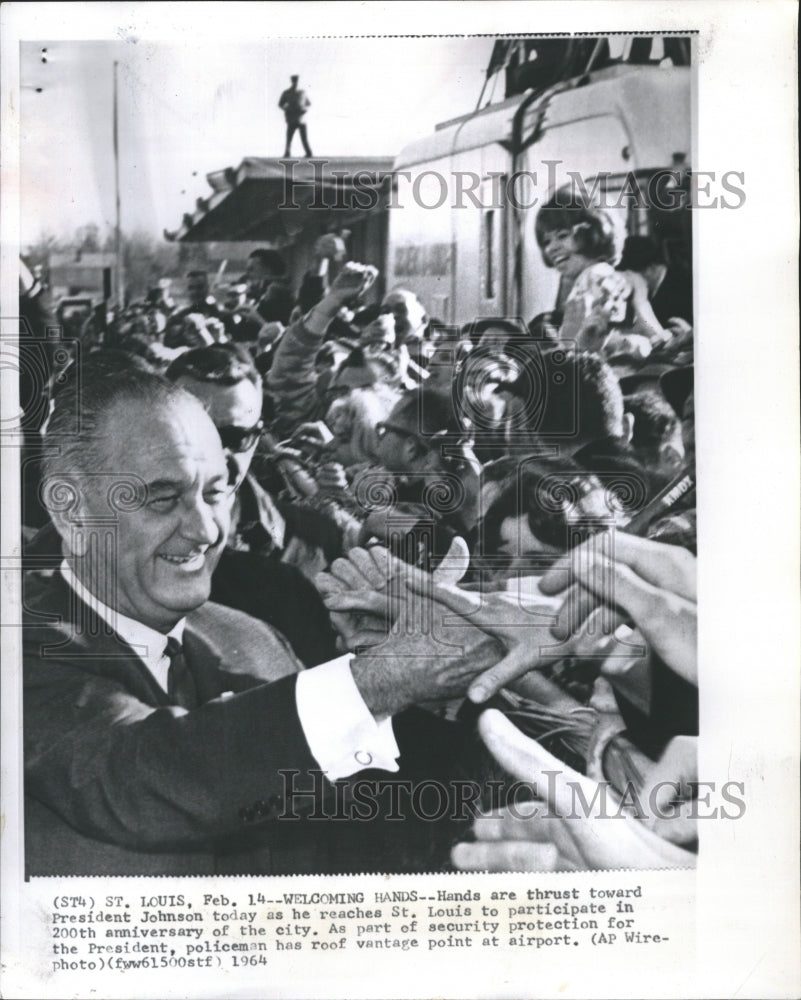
left=313, top=233, right=347, bottom=264
left=316, top=544, right=402, bottom=650
left=324, top=262, right=378, bottom=311
left=451, top=710, right=696, bottom=872
left=539, top=532, right=697, bottom=685
left=317, top=539, right=501, bottom=716
left=317, top=537, right=471, bottom=652
left=639, top=735, right=698, bottom=845
left=403, top=573, right=563, bottom=704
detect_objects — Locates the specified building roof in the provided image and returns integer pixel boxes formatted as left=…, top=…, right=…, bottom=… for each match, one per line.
left=166, top=156, right=394, bottom=243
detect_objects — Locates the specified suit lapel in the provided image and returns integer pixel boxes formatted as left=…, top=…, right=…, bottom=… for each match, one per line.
left=181, top=628, right=226, bottom=703
left=31, top=573, right=260, bottom=707
left=34, top=574, right=172, bottom=707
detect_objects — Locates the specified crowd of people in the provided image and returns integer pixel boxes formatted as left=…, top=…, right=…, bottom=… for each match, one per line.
left=19, top=191, right=698, bottom=875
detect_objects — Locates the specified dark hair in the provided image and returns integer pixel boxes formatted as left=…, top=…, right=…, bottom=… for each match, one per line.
left=389, top=387, right=469, bottom=440
left=257, top=283, right=295, bottom=325
left=482, top=457, right=607, bottom=555
left=331, top=346, right=401, bottom=387
left=625, top=389, right=680, bottom=451
left=508, top=349, right=624, bottom=445
left=186, top=270, right=208, bottom=280
left=165, top=343, right=260, bottom=387
left=248, top=249, right=287, bottom=278
left=617, top=235, right=663, bottom=273
left=534, top=191, right=617, bottom=266
left=42, top=362, right=205, bottom=491
left=462, top=317, right=529, bottom=345
left=527, top=311, right=561, bottom=340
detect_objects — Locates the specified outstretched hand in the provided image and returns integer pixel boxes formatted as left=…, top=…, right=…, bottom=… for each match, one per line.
left=403, top=573, right=562, bottom=703
left=324, top=262, right=378, bottom=311
left=316, top=537, right=471, bottom=651
left=451, top=710, right=696, bottom=872
left=539, top=532, right=697, bottom=685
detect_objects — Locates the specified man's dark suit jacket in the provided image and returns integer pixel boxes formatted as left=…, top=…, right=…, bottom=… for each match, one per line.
left=23, top=572, right=338, bottom=876
left=23, top=573, right=478, bottom=877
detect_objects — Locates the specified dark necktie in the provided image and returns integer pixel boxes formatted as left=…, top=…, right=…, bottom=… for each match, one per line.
left=165, top=636, right=197, bottom=710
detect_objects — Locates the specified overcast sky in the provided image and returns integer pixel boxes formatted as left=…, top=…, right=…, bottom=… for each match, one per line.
left=19, top=35, right=496, bottom=245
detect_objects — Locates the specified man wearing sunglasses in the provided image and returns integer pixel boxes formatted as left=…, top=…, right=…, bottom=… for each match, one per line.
left=166, top=345, right=339, bottom=666
left=356, top=388, right=483, bottom=570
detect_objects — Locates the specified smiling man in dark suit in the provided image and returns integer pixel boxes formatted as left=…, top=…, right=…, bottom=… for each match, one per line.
left=23, top=363, right=497, bottom=876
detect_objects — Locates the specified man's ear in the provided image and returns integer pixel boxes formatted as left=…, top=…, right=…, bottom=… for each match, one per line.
left=43, top=479, right=91, bottom=558
left=622, top=411, right=635, bottom=444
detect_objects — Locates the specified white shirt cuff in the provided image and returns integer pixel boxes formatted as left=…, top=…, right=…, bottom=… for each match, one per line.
left=295, top=655, right=400, bottom=781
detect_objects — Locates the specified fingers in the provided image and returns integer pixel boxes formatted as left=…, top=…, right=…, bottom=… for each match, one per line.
left=549, top=583, right=604, bottom=641
left=347, top=547, right=390, bottom=590
left=451, top=840, right=560, bottom=873
left=405, top=576, right=481, bottom=617
left=647, top=802, right=698, bottom=846
left=329, top=557, right=368, bottom=591
left=477, top=709, right=575, bottom=785
left=432, top=536, right=471, bottom=586
left=603, top=533, right=697, bottom=602
left=320, top=590, right=389, bottom=616
left=330, top=546, right=400, bottom=592
left=551, top=606, right=636, bottom=663
left=470, top=802, right=549, bottom=841
left=587, top=563, right=697, bottom=684
left=467, top=649, right=538, bottom=704
left=314, top=571, right=345, bottom=596
left=538, top=553, right=572, bottom=595
left=541, top=534, right=696, bottom=604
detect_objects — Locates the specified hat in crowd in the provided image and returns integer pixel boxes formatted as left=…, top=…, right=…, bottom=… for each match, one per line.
left=659, top=365, right=694, bottom=416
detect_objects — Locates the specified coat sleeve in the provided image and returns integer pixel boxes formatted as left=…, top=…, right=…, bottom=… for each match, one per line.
left=24, top=654, right=331, bottom=852
left=266, top=313, right=327, bottom=436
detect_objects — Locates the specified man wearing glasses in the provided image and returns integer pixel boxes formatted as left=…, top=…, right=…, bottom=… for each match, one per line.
left=355, top=388, right=483, bottom=570
left=166, top=344, right=339, bottom=666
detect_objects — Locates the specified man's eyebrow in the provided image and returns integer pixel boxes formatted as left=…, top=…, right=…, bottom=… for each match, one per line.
left=146, top=472, right=229, bottom=494
left=146, top=478, right=187, bottom=494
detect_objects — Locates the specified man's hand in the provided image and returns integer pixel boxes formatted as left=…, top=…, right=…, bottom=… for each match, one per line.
left=316, top=545, right=401, bottom=651
left=317, top=538, right=471, bottom=651
left=313, top=234, right=347, bottom=264
left=350, top=574, right=502, bottom=719
left=451, top=710, right=696, bottom=872
left=318, top=539, right=501, bottom=715
left=403, top=574, right=563, bottom=704
left=639, top=735, right=698, bottom=845
left=321, top=262, right=378, bottom=314
left=539, top=533, right=697, bottom=685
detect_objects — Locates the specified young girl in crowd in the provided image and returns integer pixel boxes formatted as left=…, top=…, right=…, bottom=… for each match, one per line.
left=534, top=192, right=670, bottom=357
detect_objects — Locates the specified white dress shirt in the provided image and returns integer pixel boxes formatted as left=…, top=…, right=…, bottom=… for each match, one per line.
left=60, top=562, right=399, bottom=780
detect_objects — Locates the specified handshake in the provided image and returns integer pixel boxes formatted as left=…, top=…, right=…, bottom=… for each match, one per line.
left=315, top=533, right=699, bottom=871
